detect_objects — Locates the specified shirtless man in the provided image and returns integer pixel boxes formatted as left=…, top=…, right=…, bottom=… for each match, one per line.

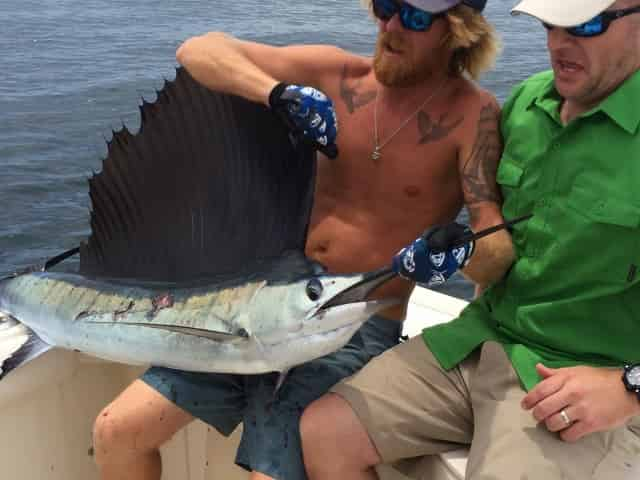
left=92, top=1, right=513, bottom=479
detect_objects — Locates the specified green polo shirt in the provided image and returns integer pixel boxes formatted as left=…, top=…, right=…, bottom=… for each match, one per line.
left=423, top=69, right=640, bottom=391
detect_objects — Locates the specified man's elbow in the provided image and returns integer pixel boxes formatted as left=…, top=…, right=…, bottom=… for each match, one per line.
left=176, top=32, right=229, bottom=67
left=176, top=35, right=203, bottom=67
left=176, top=37, right=196, bottom=67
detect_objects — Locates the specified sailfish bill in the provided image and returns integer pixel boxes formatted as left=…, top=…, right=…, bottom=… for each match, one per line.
left=0, top=68, right=398, bottom=378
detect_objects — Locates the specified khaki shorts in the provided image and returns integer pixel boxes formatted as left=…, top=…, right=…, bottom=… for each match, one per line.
left=331, top=338, right=640, bottom=480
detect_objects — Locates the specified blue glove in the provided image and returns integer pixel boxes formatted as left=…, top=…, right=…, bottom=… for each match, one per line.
left=268, top=83, right=339, bottom=159
left=392, top=222, right=475, bottom=287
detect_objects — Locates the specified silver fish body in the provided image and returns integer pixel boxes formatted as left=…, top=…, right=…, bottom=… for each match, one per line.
left=0, top=253, right=395, bottom=375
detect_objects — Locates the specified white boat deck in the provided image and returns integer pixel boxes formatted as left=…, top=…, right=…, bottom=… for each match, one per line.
left=0, top=286, right=470, bottom=480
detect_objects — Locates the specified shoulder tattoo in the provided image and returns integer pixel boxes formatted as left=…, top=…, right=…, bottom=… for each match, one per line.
left=461, top=102, right=502, bottom=210
left=339, top=64, right=376, bottom=113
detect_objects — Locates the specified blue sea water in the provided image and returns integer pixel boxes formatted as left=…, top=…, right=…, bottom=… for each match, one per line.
left=0, top=0, right=549, bottom=299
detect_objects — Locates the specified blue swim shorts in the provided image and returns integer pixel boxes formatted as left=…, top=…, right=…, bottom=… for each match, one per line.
left=141, top=314, right=401, bottom=480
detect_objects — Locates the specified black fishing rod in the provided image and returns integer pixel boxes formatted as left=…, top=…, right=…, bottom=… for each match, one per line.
left=1, top=246, right=80, bottom=282
left=431, top=213, right=533, bottom=250
left=321, top=214, right=533, bottom=309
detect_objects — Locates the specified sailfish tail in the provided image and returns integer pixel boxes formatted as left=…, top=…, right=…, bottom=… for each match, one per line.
left=0, top=312, right=51, bottom=381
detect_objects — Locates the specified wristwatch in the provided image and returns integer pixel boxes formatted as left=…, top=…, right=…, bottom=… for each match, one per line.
left=622, top=363, right=640, bottom=402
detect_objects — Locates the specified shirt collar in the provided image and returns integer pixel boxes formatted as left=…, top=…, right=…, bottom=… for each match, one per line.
left=597, top=69, right=640, bottom=134
left=528, top=69, right=640, bottom=134
left=527, top=72, right=563, bottom=124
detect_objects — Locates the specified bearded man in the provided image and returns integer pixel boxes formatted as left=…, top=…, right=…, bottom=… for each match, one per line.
left=91, top=1, right=513, bottom=480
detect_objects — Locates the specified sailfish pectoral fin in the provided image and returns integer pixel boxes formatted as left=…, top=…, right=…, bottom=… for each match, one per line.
left=0, top=316, right=52, bottom=380
left=85, top=320, right=250, bottom=343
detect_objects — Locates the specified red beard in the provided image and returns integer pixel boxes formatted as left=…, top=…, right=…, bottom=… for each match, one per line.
left=373, top=32, right=437, bottom=87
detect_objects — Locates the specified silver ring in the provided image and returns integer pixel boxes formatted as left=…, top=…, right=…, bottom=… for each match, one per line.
left=560, top=409, right=571, bottom=426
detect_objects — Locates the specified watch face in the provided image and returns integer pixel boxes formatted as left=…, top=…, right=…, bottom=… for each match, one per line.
left=628, top=366, right=640, bottom=386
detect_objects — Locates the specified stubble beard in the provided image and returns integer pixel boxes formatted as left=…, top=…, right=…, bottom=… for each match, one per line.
left=557, top=51, right=636, bottom=111
left=373, top=33, right=436, bottom=87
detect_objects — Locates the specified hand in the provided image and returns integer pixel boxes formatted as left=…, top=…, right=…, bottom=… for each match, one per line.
left=268, top=83, right=339, bottom=158
left=392, top=222, right=474, bottom=286
left=521, top=364, right=640, bottom=442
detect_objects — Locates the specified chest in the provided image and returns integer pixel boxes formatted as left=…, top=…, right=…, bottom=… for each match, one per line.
left=328, top=105, right=460, bottom=188
left=498, top=109, right=640, bottom=284
left=500, top=109, right=640, bottom=212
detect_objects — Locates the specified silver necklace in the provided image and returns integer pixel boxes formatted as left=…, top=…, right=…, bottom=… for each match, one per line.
left=372, top=79, right=447, bottom=162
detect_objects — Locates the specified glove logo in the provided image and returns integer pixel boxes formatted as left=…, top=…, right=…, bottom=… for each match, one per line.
left=452, top=247, right=467, bottom=266
left=402, top=246, right=416, bottom=274
left=428, top=272, right=446, bottom=286
left=299, top=86, right=327, bottom=101
left=309, top=113, right=322, bottom=128
left=429, top=251, right=446, bottom=268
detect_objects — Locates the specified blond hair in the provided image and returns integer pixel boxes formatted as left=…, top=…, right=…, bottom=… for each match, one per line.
left=444, top=5, right=501, bottom=79
left=360, top=0, right=501, bottom=79
left=361, top=0, right=374, bottom=13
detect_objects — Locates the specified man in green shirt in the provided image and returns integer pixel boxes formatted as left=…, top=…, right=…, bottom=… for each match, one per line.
left=301, top=1, right=640, bottom=478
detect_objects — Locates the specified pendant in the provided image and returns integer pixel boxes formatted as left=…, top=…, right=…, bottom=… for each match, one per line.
left=371, top=146, right=381, bottom=162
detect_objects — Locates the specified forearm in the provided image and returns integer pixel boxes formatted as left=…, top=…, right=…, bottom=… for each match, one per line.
left=461, top=228, right=515, bottom=287
left=176, top=32, right=277, bottom=105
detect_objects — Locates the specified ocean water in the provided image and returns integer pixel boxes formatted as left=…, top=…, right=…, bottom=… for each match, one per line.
left=0, top=0, right=549, bottom=299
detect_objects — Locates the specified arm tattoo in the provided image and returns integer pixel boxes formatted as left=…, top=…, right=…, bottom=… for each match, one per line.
left=461, top=103, right=502, bottom=208
left=417, top=111, right=463, bottom=144
left=339, top=64, right=376, bottom=113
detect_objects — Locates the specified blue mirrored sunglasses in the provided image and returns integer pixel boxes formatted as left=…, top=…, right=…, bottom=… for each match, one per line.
left=542, top=5, right=640, bottom=37
left=372, top=0, right=444, bottom=32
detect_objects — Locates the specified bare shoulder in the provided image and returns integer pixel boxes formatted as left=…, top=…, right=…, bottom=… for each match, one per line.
left=452, top=79, right=503, bottom=228
left=451, top=79, right=500, bottom=118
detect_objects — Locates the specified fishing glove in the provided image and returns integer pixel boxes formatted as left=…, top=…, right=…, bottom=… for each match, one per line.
left=392, top=222, right=475, bottom=287
left=268, top=83, right=339, bottom=159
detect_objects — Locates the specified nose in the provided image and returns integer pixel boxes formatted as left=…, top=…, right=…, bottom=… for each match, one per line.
left=546, top=25, right=574, bottom=49
left=380, top=12, right=404, bottom=32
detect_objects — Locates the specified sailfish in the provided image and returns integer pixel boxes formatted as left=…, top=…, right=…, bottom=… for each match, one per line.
left=0, top=67, right=397, bottom=379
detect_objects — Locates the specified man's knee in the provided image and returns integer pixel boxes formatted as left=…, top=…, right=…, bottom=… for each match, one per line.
left=92, top=380, right=192, bottom=467
left=300, top=393, right=344, bottom=446
left=301, top=393, right=380, bottom=469
left=93, top=402, right=152, bottom=466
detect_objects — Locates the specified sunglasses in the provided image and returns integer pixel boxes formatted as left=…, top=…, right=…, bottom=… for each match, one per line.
left=372, top=0, right=444, bottom=32
left=542, top=5, right=640, bottom=37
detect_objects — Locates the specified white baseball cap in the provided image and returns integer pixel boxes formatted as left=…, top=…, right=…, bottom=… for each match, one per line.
left=511, top=0, right=617, bottom=27
left=405, top=0, right=487, bottom=14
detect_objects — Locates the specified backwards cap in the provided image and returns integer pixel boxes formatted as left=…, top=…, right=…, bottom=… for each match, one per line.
left=405, top=0, right=487, bottom=14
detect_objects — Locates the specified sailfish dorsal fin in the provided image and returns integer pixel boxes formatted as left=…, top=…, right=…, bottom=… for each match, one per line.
left=79, top=67, right=316, bottom=282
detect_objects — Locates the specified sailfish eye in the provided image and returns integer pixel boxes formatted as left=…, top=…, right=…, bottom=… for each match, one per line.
left=306, top=278, right=323, bottom=301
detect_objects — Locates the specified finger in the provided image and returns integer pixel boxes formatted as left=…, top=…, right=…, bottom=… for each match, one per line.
left=522, top=374, right=565, bottom=410
left=536, top=363, right=557, bottom=379
left=532, top=390, right=571, bottom=422
left=559, top=418, right=589, bottom=443
left=545, top=405, right=577, bottom=433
